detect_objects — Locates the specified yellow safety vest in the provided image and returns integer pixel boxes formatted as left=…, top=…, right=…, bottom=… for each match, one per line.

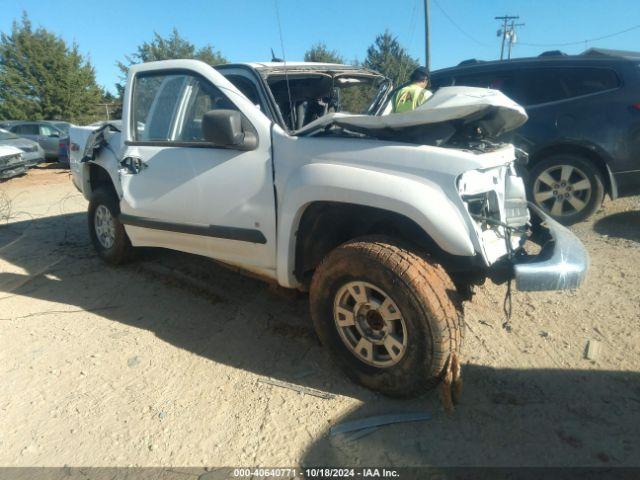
left=392, top=84, right=431, bottom=113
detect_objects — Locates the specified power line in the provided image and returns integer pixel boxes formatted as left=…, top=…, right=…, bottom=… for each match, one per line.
left=518, top=24, right=640, bottom=47
left=432, top=0, right=488, bottom=46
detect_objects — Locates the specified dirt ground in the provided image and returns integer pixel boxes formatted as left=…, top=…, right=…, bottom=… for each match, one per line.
left=0, top=166, right=639, bottom=468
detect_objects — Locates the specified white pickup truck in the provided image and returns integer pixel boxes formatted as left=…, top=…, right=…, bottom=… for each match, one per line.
left=70, top=60, right=588, bottom=396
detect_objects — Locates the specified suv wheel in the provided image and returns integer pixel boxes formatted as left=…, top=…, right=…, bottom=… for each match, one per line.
left=88, top=188, right=133, bottom=264
left=309, top=236, right=463, bottom=397
left=529, top=154, right=604, bottom=225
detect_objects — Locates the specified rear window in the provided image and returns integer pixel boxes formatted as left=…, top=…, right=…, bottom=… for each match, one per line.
left=519, top=67, right=620, bottom=105
left=432, top=65, right=621, bottom=107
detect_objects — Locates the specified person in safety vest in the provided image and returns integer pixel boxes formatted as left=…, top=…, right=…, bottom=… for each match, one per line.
left=392, top=67, right=432, bottom=113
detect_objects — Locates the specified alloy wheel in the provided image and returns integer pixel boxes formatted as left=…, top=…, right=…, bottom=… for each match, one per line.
left=94, top=204, right=116, bottom=249
left=533, top=164, right=592, bottom=217
left=333, top=281, right=408, bottom=368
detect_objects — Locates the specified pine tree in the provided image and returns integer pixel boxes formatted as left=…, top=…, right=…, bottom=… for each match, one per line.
left=116, top=28, right=227, bottom=96
left=304, top=43, right=344, bottom=63
left=0, top=13, right=103, bottom=124
left=363, top=30, right=419, bottom=87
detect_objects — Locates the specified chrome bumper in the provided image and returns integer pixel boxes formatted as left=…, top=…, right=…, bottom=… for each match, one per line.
left=512, top=203, right=589, bottom=291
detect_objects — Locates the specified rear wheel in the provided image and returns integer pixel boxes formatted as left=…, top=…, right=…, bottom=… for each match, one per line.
left=88, top=188, right=132, bottom=265
left=309, top=236, right=463, bottom=397
left=529, top=154, right=604, bottom=225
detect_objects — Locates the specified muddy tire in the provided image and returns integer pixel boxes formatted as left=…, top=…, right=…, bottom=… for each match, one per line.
left=309, top=236, right=463, bottom=397
left=88, top=188, right=132, bottom=265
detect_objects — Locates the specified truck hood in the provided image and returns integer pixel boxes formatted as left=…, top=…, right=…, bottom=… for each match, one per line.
left=294, top=86, right=528, bottom=139
left=1, top=137, right=40, bottom=151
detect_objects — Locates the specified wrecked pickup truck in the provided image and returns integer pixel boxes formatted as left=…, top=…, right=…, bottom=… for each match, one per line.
left=70, top=60, right=588, bottom=396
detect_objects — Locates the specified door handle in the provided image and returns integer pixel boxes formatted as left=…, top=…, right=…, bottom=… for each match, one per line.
left=119, top=156, right=147, bottom=174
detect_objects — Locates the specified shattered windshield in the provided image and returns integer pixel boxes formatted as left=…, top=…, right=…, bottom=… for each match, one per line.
left=266, top=72, right=387, bottom=130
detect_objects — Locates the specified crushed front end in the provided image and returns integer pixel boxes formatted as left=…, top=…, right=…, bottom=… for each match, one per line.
left=458, top=151, right=589, bottom=292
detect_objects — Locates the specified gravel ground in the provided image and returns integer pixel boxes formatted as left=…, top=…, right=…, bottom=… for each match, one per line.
left=0, top=166, right=639, bottom=468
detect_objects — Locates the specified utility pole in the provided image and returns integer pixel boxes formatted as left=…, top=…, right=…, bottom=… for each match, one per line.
left=424, top=0, right=430, bottom=70
left=495, top=15, right=519, bottom=60
left=507, top=20, right=525, bottom=59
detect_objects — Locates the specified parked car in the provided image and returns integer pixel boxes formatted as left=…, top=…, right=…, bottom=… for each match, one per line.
left=0, top=145, right=28, bottom=180
left=70, top=60, right=588, bottom=397
left=45, top=121, right=73, bottom=135
left=0, top=128, right=45, bottom=167
left=430, top=49, right=640, bottom=224
left=0, top=121, right=68, bottom=161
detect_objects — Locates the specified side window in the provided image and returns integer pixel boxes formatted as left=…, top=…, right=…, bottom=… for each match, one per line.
left=560, top=67, right=620, bottom=97
left=132, top=72, right=238, bottom=143
left=13, top=124, right=39, bottom=135
left=225, top=75, right=262, bottom=107
left=430, top=76, right=454, bottom=89
left=40, top=124, right=56, bottom=136
left=519, top=67, right=620, bottom=106
left=452, top=72, right=523, bottom=103
left=519, top=69, right=569, bottom=105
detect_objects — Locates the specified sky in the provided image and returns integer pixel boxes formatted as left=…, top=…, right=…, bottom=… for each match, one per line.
left=2, top=0, right=640, bottom=93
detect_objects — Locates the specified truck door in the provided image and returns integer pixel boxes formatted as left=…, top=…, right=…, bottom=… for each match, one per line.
left=119, top=65, right=277, bottom=275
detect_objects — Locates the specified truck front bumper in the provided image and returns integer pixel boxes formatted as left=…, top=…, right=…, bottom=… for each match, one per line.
left=512, top=203, right=589, bottom=291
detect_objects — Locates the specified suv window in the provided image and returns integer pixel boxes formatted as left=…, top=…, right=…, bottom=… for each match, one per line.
left=132, top=72, right=237, bottom=143
left=519, top=67, right=620, bottom=105
left=433, top=65, right=621, bottom=107
left=560, top=67, right=620, bottom=97
left=12, top=124, right=39, bottom=135
left=437, top=71, right=525, bottom=104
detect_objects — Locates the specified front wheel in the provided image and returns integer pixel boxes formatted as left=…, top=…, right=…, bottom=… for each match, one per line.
left=529, top=154, right=604, bottom=225
left=309, top=236, right=463, bottom=397
left=88, top=188, right=133, bottom=265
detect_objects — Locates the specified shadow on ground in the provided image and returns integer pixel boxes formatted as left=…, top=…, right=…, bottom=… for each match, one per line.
left=301, top=365, right=640, bottom=467
left=33, top=162, right=70, bottom=170
left=1, top=213, right=640, bottom=466
left=593, top=210, right=640, bottom=243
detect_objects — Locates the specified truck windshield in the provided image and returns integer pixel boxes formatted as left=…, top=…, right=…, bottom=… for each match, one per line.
left=267, top=74, right=386, bottom=130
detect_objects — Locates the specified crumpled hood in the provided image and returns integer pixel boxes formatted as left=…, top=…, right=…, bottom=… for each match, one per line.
left=295, top=86, right=528, bottom=138
left=1, top=138, right=40, bottom=151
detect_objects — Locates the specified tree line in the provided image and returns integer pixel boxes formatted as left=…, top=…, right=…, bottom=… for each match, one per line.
left=0, top=13, right=419, bottom=124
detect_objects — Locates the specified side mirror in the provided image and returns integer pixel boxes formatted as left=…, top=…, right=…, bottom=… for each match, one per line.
left=49, top=132, right=60, bottom=138
left=202, top=109, right=244, bottom=147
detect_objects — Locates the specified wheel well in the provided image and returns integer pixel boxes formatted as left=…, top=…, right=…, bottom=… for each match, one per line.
left=294, top=202, right=446, bottom=286
left=530, top=144, right=612, bottom=196
left=88, top=163, right=117, bottom=199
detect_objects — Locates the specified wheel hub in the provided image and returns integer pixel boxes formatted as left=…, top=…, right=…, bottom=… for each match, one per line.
left=333, top=281, right=408, bottom=368
left=94, top=205, right=116, bottom=249
left=533, top=164, right=592, bottom=217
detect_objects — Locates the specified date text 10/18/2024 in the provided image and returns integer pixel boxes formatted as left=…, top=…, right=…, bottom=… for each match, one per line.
left=233, top=468, right=400, bottom=478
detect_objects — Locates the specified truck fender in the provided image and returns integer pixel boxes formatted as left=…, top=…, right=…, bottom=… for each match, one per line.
left=81, top=154, right=122, bottom=201
left=275, top=162, right=475, bottom=288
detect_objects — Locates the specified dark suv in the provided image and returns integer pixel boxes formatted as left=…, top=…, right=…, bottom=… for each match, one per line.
left=430, top=49, right=640, bottom=224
